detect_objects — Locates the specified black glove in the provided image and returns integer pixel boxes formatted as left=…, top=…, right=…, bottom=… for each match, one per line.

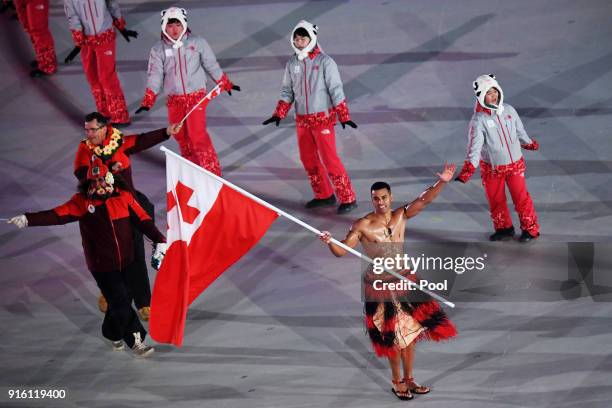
left=262, top=116, right=281, bottom=126
left=454, top=177, right=467, bottom=183
left=341, top=120, right=358, bottom=129
left=64, top=46, right=81, bottom=64
left=119, top=29, right=138, bottom=42
left=135, top=106, right=150, bottom=114
left=227, top=84, right=241, bottom=96
left=0, top=1, right=15, bottom=13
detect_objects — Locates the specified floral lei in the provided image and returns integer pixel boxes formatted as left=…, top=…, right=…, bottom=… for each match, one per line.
left=86, top=127, right=123, bottom=160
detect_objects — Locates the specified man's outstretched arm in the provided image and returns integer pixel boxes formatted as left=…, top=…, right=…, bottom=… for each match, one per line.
left=320, top=220, right=364, bottom=257
left=403, top=163, right=456, bottom=219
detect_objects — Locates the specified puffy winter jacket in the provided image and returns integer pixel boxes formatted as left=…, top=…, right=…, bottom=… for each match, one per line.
left=457, top=103, right=539, bottom=182
left=26, top=190, right=165, bottom=273
left=272, top=46, right=352, bottom=128
left=141, top=32, right=229, bottom=108
left=64, top=0, right=125, bottom=46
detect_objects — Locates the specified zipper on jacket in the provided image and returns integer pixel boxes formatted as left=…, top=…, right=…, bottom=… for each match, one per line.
left=177, top=48, right=188, bottom=96
left=86, top=0, right=98, bottom=35
left=107, top=208, right=122, bottom=271
left=303, top=60, right=309, bottom=114
left=496, top=116, right=514, bottom=163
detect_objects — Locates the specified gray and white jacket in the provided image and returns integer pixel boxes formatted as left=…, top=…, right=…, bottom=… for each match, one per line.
left=467, top=103, right=536, bottom=168
left=272, top=47, right=351, bottom=128
left=456, top=102, right=539, bottom=181
left=64, top=0, right=124, bottom=44
left=141, top=32, right=227, bottom=108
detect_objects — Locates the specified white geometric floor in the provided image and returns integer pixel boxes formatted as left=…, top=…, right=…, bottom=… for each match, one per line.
left=1, top=1, right=611, bottom=407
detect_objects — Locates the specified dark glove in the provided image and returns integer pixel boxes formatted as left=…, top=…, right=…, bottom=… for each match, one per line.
left=262, top=116, right=281, bottom=126
left=454, top=177, right=467, bottom=183
left=341, top=120, right=358, bottom=129
left=0, top=0, right=15, bottom=13
left=227, top=84, right=241, bottom=96
left=135, top=106, right=150, bottom=115
left=64, top=46, right=81, bottom=64
left=119, top=29, right=138, bottom=42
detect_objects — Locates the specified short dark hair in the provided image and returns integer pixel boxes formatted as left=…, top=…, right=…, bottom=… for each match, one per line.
left=293, top=27, right=310, bottom=39
left=371, top=181, right=391, bottom=193
left=167, top=18, right=181, bottom=25
left=85, top=112, right=109, bottom=125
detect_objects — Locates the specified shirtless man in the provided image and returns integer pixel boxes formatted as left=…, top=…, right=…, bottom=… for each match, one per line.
left=320, top=163, right=458, bottom=400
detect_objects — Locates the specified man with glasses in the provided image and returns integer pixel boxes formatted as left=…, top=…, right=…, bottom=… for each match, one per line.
left=75, top=112, right=180, bottom=320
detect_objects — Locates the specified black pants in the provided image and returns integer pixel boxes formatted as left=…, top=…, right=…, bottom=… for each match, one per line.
left=92, top=266, right=146, bottom=348
left=125, top=190, right=154, bottom=309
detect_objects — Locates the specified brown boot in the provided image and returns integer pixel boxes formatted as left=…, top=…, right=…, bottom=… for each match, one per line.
left=138, top=306, right=151, bottom=321
left=98, top=293, right=108, bottom=313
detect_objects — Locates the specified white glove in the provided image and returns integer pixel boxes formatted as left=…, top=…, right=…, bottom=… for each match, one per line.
left=7, top=215, right=28, bottom=229
left=151, top=242, right=167, bottom=270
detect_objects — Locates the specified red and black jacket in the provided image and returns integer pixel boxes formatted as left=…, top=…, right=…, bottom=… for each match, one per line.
left=74, top=127, right=169, bottom=191
left=25, top=190, right=166, bottom=273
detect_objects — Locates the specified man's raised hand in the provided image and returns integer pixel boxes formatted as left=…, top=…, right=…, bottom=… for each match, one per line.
left=437, top=163, right=456, bottom=182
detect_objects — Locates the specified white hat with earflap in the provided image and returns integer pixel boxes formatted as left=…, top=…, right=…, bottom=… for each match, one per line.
left=473, top=74, right=504, bottom=113
left=161, top=7, right=188, bottom=49
left=291, top=20, right=318, bottom=61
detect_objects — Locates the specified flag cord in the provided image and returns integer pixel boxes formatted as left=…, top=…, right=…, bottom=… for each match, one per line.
left=161, top=147, right=454, bottom=308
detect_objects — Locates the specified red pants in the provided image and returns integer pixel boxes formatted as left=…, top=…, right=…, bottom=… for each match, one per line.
left=296, top=124, right=356, bottom=203
left=167, top=92, right=221, bottom=176
left=81, top=37, right=130, bottom=124
left=15, top=0, right=56, bottom=74
left=481, top=171, right=539, bottom=236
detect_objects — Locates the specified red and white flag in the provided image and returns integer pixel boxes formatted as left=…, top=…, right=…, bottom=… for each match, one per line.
left=150, top=150, right=278, bottom=346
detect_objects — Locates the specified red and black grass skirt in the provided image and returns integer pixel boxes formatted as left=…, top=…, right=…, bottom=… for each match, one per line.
left=364, top=300, right=457, bottom=358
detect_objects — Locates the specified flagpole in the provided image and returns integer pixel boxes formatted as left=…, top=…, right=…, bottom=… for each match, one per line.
left=179, top=84, right=221, bottom=127
left=161, top=147, right=455, bottom=308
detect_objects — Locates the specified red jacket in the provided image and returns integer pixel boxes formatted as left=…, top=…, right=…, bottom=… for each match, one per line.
left=74, top=127, right=169, bottom=191
left=25, top=190, right=165, bottom=273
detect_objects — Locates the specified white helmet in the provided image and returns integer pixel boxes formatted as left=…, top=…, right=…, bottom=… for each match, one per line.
left=161, top=7, right=187, bottom=49
left=291, top=20, right=318, bottom=61
left=473, top=74, right=504, bottom=112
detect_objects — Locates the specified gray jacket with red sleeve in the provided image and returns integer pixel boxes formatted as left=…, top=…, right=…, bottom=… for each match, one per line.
left=63, top=0, right=126, bottom=46
left=456, top=103, right=539, bottom=182
left=141, top=32, right=233, bottom=108
left=271, top=46, right=352, bottom=128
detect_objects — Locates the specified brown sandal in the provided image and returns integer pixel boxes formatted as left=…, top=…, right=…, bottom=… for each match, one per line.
left=391, top=379, right=414, bottom=400
left=405, top=377, right=430, bottom=395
